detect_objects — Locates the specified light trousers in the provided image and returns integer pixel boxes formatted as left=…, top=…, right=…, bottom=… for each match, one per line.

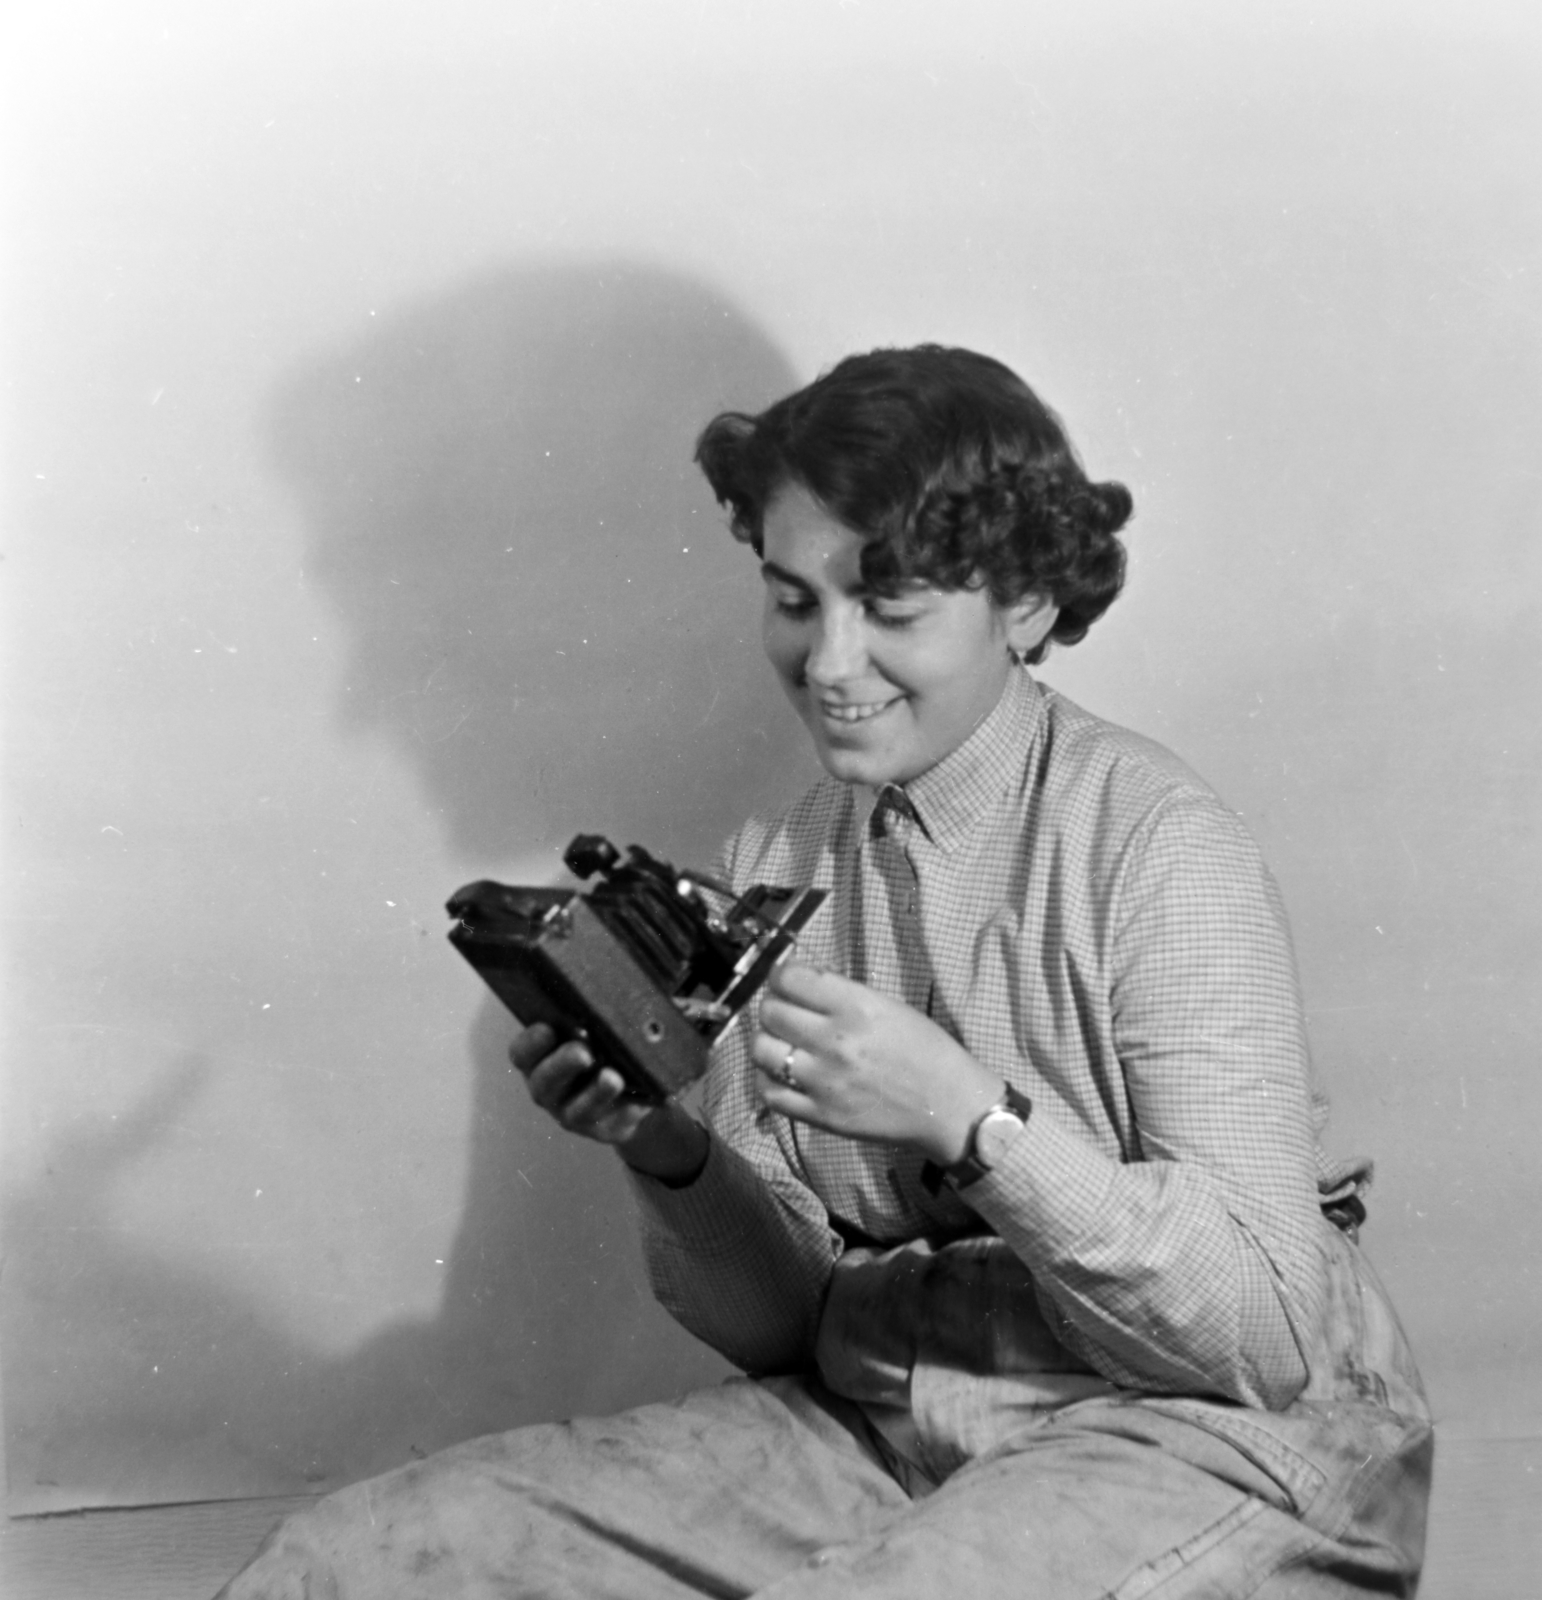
left=219, top=1372, right=1429, bottom=1599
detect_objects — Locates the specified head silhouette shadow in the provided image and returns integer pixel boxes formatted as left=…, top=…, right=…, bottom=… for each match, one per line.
left=4, top=266, right=828, bottom=1509
left=270, top=259, right=815, bottom=870
left=243, top=262, right=818, bottom=1484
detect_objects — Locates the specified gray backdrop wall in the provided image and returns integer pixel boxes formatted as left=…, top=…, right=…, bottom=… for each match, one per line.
left=3, top=0, right=1539, bottom=1512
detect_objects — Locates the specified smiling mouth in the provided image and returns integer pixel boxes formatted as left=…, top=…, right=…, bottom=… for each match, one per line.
left=819, top=696, right=904, bottom=725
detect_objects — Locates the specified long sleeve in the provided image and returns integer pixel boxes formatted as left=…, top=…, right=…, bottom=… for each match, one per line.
left=626, top=1038, right=839, bottom=1375
left=964, top=795, right=1326, bottom=1409
left=627, top=819, right=845, bottom=1376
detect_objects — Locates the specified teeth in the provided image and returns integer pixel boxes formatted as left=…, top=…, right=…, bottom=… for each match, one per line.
left=822, top=700, right=897, bottom=723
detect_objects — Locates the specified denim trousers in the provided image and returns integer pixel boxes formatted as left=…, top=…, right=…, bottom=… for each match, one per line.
left=219, top=1360, right=1431, bottom=1600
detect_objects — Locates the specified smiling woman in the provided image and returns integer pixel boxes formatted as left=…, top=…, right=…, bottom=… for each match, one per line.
left=755, top=483, right=1056, bottom=787
left=701, top=347, right=1132, bottom=789
left=221, top=347, right=1432, bottom=1599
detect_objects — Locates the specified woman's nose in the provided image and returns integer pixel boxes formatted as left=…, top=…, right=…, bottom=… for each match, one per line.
left=805, top=607, right=867, bottom=685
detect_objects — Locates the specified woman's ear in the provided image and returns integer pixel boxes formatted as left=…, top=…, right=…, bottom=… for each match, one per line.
left=1003, top=592, right=1059, bottom=661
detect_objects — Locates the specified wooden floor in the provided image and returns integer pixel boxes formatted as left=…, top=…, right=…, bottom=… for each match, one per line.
left=4, top=1436, right=1538, bottom=1599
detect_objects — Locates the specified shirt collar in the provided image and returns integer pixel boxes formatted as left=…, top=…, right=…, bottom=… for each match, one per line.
left=851, top=665, right=1043, bottom=852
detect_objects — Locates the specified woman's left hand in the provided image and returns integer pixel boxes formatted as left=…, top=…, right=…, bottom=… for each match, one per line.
left=752, top=961, right=1004, bottom=1165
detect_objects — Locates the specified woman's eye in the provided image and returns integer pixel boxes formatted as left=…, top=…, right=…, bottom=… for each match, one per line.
left=868, top=604, right=923, bottom=630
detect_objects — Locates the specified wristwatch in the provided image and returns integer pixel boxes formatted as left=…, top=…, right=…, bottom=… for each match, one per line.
left=921, top=1084, right=1033, bottom=1194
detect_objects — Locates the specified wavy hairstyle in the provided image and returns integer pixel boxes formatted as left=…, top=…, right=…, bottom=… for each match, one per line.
left=695, top=345, right=1132, bottom=663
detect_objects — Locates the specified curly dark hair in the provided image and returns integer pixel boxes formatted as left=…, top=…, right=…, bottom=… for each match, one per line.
left=694, top=345, right=1132, bottom=662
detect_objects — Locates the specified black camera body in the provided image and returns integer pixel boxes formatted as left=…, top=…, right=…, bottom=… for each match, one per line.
left=446, top=835, right=826, bottom=1102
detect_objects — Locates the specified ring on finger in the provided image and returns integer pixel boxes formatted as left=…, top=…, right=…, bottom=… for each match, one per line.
left=777, top=1043, right=801, bottom=1089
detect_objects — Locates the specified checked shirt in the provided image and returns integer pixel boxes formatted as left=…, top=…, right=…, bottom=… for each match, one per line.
left=630, top=666, right=1375, bottom=1476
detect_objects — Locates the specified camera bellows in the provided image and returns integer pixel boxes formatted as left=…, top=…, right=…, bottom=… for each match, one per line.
left=447, top=837, right=825, bottom=1102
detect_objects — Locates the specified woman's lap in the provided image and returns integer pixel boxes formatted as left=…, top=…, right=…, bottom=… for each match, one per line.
left=217, top=1377, right=1405, bottom=1600
left=217, top=1377, right=907, bottom=1600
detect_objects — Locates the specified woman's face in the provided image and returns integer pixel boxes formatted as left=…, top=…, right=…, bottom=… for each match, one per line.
left=760, top=482, right=1053, bottom=788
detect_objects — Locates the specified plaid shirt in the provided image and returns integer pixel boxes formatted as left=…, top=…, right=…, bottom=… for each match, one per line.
left=631, top=667, right=1343, bottom=1441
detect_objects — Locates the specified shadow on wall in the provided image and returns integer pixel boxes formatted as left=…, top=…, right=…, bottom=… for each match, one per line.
left=4, top=262, right=818, bottom=1507
left=271, top=257, right=815, bottom=865
left=260, top=257, right=817, bottom=1472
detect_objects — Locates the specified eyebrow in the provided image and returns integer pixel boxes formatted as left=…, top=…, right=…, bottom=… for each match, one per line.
left=759, top=560, right=812, bottom=589
left=760, top=560, right=931, bottom=603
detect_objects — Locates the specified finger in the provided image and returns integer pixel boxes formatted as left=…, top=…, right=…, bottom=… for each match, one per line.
left=525, top=1041, right=599, bottom=1112
left=756, top=994, right=826, bottom=1052
left=767, top=960, right=856, bottom=1011
left=751, top=1027, right=797, bottom=1076
left=752, top=1056, right=807, bottom=1100
left=508, top=1022, right=558, bottom=1075
left=557, top=1066, right=631, bottom=1131
left=752, top=1064, right=824, bottom=1128
left=751, top=1031, right=833, bottom=1103
left=591, top=1099, right=657, bottom=1145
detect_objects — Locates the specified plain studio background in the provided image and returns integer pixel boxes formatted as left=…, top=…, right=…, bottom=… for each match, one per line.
left=1, top=0, right=1538, bottom=1515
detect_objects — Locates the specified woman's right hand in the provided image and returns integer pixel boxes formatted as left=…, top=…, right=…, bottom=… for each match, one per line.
left=510, top=1023, right=711, bottom=1185
left=512, top=1022, right=654, bottom=1145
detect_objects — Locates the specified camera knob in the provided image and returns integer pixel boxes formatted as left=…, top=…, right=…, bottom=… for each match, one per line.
left=564, top=834, right=621, bottom=880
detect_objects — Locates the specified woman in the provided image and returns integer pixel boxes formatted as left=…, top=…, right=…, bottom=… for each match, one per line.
left=224, top=346, right=1431, bottom=1598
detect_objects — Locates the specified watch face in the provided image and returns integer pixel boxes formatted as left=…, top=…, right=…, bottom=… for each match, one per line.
left=975, top=1107, right=1026, bottom=1170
